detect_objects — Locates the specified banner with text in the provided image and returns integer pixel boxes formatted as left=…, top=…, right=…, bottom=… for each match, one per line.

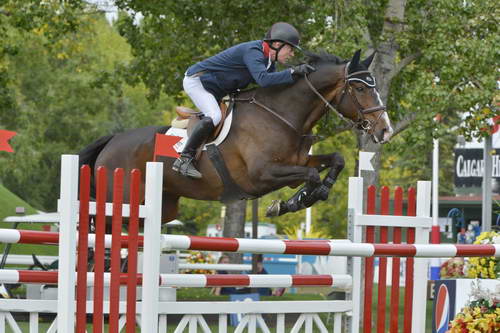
left=454, top=148, right=500, bottom=189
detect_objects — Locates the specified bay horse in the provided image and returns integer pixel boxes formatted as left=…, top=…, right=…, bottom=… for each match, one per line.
left=79, top=49, right=393, bottom=223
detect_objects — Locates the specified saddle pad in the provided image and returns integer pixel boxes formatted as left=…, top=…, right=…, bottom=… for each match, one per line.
left=165, top=110, right=234, bottom=154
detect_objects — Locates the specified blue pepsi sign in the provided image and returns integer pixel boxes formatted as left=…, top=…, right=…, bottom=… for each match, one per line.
left=432, top=280, right=456, bottom=333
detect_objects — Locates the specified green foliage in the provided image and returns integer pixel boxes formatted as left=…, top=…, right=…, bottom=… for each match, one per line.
left=175, top=198, right=224, bottom=235
left=0, top=5, right=173, bottom=211
left=114, top=0, right=338, bottom=99
left=0, top=0, right=497, bottom=237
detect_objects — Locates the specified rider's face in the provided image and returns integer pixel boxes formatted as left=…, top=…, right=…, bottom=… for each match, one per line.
left=271, top=42, right=294, bottom=64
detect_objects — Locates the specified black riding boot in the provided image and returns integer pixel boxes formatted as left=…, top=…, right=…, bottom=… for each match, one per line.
left=172, top=117, right=214, bottom=179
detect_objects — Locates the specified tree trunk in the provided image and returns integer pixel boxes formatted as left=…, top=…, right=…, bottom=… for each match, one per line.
left=222, top=200, right=247, bottom=264
left=359, top=0, right=408, bottom=187
left=352, top=2, right=408, bottom=331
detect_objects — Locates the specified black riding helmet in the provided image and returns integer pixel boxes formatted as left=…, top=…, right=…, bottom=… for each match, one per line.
left=264, top=22, right=301, bottom=61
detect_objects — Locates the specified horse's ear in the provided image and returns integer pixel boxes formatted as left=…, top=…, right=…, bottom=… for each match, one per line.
left=349, top=49, right=362, bottom=72
left=361, top=51, right=376, bottom=69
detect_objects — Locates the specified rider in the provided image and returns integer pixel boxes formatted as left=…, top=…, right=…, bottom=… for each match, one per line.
left=172, top=22, right=316, bottom=179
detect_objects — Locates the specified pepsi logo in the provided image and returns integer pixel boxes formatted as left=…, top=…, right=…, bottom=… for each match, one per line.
left=435, top=284, right=450, bottom=333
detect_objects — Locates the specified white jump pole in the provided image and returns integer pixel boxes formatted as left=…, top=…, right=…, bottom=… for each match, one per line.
left=412, top=181, right=431, bottom=333
left=57, top=155, right=79, bottom=332
left=140, top=161, right=164, bottom=332
left=347, top=176, right=364, bottom=333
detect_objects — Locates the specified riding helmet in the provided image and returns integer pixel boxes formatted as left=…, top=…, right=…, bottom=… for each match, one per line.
left=264, top=22, right=300, bottom=49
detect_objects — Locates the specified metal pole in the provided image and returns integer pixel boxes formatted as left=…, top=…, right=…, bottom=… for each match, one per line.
left=482, top=136, right=493, bottom=231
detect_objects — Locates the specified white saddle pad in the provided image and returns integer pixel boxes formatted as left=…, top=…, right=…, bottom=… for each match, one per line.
left=165, top=110, right=234, bottom=154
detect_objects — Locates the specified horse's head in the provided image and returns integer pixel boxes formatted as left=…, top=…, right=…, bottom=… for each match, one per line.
left=306, top=49, right=393, bottom=144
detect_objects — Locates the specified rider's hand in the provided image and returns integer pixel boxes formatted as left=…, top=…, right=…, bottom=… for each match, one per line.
left=291, top=64, right=316, bottom=76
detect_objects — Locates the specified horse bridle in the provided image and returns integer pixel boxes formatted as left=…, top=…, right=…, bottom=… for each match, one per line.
left=234, top=62, right=386, bottom=135
left=304, top=62, right=386, bottom=132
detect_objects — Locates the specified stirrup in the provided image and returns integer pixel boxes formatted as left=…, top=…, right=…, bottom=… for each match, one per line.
left=172, top=157, right=202, bottom=179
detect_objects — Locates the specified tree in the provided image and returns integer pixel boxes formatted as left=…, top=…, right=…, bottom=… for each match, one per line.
left=0, top=3, right=173, bottom=210
left=110, top=0, right=496, bottom=235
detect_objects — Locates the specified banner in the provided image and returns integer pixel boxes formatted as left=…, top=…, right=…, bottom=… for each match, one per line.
left=454, top=148, right=500, bottom=188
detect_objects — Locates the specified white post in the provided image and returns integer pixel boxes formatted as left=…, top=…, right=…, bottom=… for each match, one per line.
left=347, top=177, right=363, bottom=333
left=57, top=155, right=79, bottom=332
left=432, top=138, right=440, bottom=243
left=305, top=147, right=313, bottom=235
left=412, top=181, right=431, bottom=333
left=141, top=162, right=164, bottom=332
left=482, top=136, right=493, bottom=231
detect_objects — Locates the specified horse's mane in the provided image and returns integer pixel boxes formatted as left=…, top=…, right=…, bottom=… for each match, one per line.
left=304, top=50, right=346, bottom=66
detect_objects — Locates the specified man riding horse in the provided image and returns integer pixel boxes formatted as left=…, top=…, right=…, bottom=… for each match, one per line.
left=79, top=22, right=393, bottom=222
left=173, top=22, right=315, bottom=179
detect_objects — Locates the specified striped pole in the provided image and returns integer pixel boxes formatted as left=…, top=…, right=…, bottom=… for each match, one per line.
left=0, top=270, right=352, bottom=289
left=2, top=229, right=498, bottom=258
left=162, top=235, right=500, bottom=258
left=0, top=229, right=144, bottom=248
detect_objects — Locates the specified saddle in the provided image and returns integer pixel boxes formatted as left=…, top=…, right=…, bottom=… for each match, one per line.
left=171, top=103, right=229, bottom=142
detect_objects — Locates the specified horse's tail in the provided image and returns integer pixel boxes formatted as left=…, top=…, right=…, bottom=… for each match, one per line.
left=78, top=134, right=114, bottom=196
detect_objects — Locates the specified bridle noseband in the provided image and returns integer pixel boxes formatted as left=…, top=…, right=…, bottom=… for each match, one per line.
left=304, top=62, right=386, bottom=132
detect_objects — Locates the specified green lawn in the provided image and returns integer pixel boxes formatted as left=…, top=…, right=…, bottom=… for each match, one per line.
left=0, top=184, right=59, bottom=260
left=0, top=184, right=39, bottom=221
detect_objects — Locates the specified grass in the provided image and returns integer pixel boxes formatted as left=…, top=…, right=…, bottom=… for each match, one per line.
left=0, top=184, right=59, bottom=259
left=0, top=184, right=39, bottom=221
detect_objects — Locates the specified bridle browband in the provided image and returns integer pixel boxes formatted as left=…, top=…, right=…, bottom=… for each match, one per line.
left=234, top=62, right=386, bottom=135
left=304, top=62, right=386, bottom=132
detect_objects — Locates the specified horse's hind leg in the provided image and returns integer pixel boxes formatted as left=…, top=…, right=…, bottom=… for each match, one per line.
left=266, top=152, right=345, bottom=217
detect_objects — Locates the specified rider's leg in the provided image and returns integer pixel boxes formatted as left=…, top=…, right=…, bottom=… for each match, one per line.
left=172, top=117, right=214, bottom=178
left=182, top=74, right=222, bottom=125
left=172, top=75, right=219, bottom=178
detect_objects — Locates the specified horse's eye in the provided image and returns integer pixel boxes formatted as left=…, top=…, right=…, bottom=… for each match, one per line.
left=356, top=86, right=364, bottom=92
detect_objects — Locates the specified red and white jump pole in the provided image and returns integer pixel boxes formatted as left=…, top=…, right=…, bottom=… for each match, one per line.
left=0, top=229, right=144, bottom=248
left=3, top=228, right=497, bottom=258
left=0, top=270, right=353, bottom=290
left=160, top=235, right=500, bottom=257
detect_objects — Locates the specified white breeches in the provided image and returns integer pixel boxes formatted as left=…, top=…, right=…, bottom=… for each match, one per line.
left=183, top=75, right=222, bottom=126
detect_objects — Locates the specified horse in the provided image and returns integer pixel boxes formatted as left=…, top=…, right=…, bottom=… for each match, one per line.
left=79, top=49, right=393, bottom=223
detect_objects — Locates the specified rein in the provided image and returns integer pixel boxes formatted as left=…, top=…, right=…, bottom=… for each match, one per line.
left=233, top=96, right=301, bottom=134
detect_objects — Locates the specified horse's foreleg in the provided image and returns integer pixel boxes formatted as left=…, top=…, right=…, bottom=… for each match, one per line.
left=258, top=164, right=322, bottom=188
left=266, top=153, right=345, bottom=217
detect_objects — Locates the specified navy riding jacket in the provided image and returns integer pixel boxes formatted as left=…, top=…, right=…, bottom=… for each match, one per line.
left=186, top=40, right=294, bottom=101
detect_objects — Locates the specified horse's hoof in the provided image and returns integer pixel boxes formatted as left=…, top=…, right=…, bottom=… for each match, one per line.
left=266, top=200, right=282, bottom=217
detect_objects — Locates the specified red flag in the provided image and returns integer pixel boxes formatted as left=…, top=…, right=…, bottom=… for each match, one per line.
left=154, top=133, right=182, bottom=160
left=0, top=130, right=17, bottom=153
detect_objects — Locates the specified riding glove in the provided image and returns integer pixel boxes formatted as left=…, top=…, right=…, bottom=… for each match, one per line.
left=291, top=64, right=316, bottom=76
